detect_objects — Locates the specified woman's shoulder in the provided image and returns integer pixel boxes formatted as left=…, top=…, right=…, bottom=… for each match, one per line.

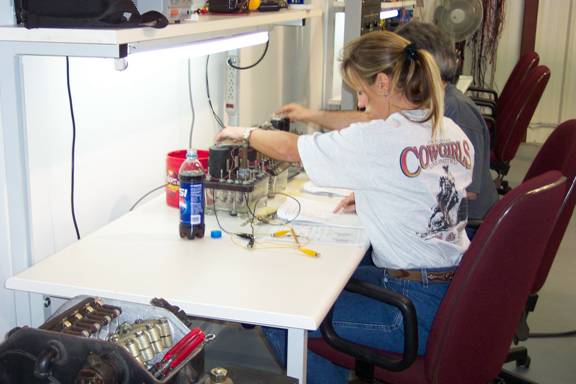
left=348, top=112, right=415, bottom=131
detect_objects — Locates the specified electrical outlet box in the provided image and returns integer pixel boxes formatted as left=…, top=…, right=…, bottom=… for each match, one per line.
left=136, top=0, right=193, bottom=23
left=225, top=55, right=240, bottom=120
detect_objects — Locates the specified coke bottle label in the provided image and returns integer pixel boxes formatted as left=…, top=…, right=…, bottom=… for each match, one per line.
left=190, top=183, right=204, bottom=224
left=179, top=182, right=192, bottom=225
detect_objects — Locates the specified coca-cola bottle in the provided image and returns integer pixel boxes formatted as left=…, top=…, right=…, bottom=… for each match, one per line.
left=179, top=150, right=205, bottom=239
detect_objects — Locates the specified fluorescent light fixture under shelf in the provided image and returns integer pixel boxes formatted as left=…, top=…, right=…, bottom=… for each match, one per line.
left=130, top=31, right=269, bottom=59
left=380, top=9, right=399, bottom=19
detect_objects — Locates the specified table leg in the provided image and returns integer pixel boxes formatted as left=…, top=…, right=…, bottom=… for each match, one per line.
left=287, top=328, right=307, bottom=384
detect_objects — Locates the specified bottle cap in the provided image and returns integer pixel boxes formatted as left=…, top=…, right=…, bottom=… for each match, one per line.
left=186, top=149, right=198, bottom=160
left=210, top=230, right=222, bottom=239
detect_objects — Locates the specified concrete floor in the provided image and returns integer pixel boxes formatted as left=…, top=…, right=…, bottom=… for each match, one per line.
left=205, top=143, right=576, bottom=384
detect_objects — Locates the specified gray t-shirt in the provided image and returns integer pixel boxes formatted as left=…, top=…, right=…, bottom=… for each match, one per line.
left=297, top=111, right=473, bottom=269
left=445, top=83, right=498, bottom=219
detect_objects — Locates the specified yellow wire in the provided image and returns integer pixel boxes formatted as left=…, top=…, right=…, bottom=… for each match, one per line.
left=228, top=231, right=313, bottom=253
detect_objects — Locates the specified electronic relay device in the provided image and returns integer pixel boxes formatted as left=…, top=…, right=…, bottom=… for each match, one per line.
left=136, top=0, right=193, bottom=23
left=205, top=116, right=291, bottom=217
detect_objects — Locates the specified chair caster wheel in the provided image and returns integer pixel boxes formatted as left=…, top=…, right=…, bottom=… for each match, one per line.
left=497, top=181, right=511, bottom=195
left=516, top=355, right=531, bottom=369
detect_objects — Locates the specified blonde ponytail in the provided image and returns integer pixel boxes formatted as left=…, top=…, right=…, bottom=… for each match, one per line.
left=341, top=31, right=445, bottom=140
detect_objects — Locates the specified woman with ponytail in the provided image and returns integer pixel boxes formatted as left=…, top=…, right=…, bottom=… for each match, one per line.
left=216, top=30, right=473, bottom=383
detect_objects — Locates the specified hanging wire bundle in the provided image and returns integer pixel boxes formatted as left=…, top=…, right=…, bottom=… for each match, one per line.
left=467, top=0, right=506, bottom=88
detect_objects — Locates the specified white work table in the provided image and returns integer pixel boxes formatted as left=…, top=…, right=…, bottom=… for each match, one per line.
left=6, top=187, right=369, bottom=383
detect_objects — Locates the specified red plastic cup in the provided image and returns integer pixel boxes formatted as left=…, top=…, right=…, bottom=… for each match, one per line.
left=166, top=149, right=209, bottom=208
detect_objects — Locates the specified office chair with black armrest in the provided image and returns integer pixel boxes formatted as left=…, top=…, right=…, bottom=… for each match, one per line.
left=504, top=119, right=576, bottom=374
left=468, top=51, right=540, bottom=118
left=309, top=171, right=567, bottom=384
left=490, top=65, right=551, bottom=194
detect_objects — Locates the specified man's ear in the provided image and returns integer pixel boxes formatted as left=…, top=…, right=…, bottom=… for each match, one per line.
left=375, top=73, right=391, bottom=96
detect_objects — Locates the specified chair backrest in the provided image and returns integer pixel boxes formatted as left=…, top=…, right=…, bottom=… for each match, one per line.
left=498, top=51, right=540, bottom=113
left=493, top=65, right=551, bottom=163
left=425, top=171, right=566, bottom=384
left=523, top=120, right=576, bottom=293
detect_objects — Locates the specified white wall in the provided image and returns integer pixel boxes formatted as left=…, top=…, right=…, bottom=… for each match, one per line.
left=24, top=54, right=219, bottom=261
left=0, top=24, right=319, bottom=337
left=239, top=2, right=325, bottom=129
left=491, top=1, right=524, bottom=93
left=0, top=106, right=18, bottom=335
left=529, top=0, right=576, bottom=142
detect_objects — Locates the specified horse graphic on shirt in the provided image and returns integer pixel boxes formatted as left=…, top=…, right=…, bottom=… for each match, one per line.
left=419, top=165, right=462, bottom=239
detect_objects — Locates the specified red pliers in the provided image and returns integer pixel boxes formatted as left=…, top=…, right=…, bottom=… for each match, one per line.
left=151, top=327, right=206, bottom=379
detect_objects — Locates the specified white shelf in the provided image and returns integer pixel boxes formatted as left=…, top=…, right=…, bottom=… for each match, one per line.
left=381, top=1, right=417, bottom=10
left=333, top=1, right=416, bottom=12
left=0, top=8, right=321, bottom=48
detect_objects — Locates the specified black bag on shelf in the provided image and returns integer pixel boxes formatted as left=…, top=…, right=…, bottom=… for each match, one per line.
left=17, top=0, right=169, bottom=29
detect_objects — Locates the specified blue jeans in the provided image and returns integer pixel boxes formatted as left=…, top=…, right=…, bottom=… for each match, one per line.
left=262, top=265, right=451, bottom=384
left=465, top=224, right=478, bottom=240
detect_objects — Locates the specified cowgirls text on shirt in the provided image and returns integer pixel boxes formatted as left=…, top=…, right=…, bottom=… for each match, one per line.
left=399, top=140, right=472, bottom=178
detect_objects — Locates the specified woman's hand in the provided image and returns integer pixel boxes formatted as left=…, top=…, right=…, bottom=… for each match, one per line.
left=215, top=126, right=246, bottom=143
left=277, top=103, right=315, bottom=123
left=333, top=193, right=356, bottom=214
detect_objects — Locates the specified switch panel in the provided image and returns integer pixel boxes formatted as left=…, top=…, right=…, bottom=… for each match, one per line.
left=225, top=55, right=240, bottom=121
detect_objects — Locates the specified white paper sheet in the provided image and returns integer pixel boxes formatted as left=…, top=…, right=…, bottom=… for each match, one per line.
left=301, top=181, right=352, bottom=197
left=277, top=195, right=363, bottom=228
left=263, top=223, right=368, bottom=246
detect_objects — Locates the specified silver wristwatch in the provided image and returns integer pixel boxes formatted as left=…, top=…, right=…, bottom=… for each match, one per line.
left=242, top=127, right=257, bottom=144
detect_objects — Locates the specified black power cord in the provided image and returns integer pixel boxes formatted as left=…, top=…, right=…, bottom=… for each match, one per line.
left=187, top=58, right=196, bottom=149
left=205, top=55, right=225, bottom=129
left=529, top=330, right=576, bottom=339
left=226, top=40, right=270, bottom=70
left=66, top=57, right=81, bottom=240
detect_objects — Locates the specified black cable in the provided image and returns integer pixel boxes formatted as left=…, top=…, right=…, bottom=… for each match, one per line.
left=129, top=184, right=167, bottom=212
left=205, top=55, right=225, bottom=129
left=212, top=189, right=254, bottom=247
left=243, top=192, right=256, bottom=239
left=66, top=57, right=81, bottom=240
left=529, top=330, right=576, bottom=338
left=210, top=188, right=302, bottom=248
left=227, top=40, right=270, bottom=70
left=187, top=58, right=196, bottom=149
left=211, top=189, right=233, bottom=234
left=251, top=191, right=302, bottom=226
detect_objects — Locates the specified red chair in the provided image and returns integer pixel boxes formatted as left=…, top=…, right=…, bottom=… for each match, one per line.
left=468, top=51, right=540, bottom=117
left=505, top=120, right=576, bottom=371
left=490, top=65, right=551, bottom=194
left=309, top=171, right=567, bottom=384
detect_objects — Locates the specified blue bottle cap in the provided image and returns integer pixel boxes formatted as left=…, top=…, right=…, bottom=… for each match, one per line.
left=210, top=230, right=222, bottom=239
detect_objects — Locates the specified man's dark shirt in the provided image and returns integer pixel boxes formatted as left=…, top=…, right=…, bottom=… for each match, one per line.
left=445, top=83, right=498, bottom=219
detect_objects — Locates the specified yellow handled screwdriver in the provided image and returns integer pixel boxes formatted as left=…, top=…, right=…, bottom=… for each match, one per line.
left=289, top=227, right=319, bottom=257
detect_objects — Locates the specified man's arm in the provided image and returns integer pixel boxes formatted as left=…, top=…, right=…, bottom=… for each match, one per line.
left=278, top=103, right=370, bottom=130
